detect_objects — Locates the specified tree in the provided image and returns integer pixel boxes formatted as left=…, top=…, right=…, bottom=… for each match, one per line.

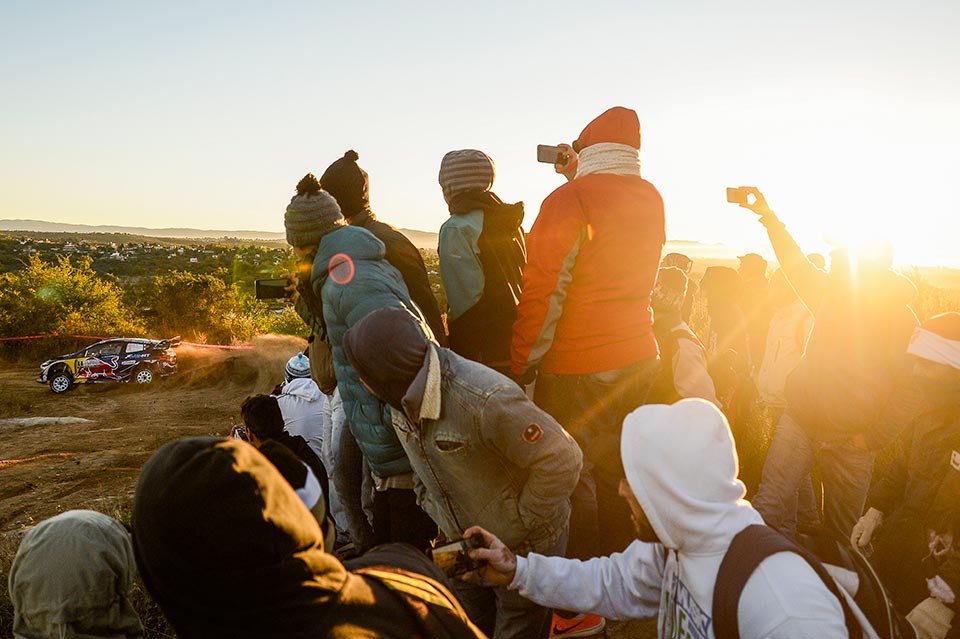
left=0, top=254, right=143, bottom=338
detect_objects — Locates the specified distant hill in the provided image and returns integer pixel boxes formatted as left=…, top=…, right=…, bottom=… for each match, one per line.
left=0, top=218, right=441, bottom=249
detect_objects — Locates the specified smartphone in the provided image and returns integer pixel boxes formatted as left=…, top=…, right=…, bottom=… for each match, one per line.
left=726, top=187, right=749, bottom=205
left=537, top=144, right=566, bottom=165
left=430, top=534, right=485, bottom=578
left=255, top=278, right=291, bottom=300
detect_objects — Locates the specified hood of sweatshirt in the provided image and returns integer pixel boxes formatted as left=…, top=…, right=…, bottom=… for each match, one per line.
left=620, top=399, right=761, bottom=554
left=281, top=377, right=324, bottom=403
left=575, top=106, right=642, bottom=151
left=132, top=437, right=348, bottom=638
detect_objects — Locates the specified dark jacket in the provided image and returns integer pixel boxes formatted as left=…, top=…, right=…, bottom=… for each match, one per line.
left=349, top=209, right=447, bottom=346
left=439, top=191, right=526, bottom=373
left=760, top=216, right=918, bottom=448
left=132, top=437, right=486, bottom=639
left=866, top=390, right=960, bottom=525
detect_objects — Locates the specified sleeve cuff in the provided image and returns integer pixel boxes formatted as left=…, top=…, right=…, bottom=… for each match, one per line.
left=509, top=555, right=528, bottom=591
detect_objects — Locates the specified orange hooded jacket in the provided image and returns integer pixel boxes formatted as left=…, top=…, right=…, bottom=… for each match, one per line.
left=511, top=107, right=665, bottom=376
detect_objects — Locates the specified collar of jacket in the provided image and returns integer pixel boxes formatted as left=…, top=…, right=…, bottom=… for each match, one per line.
left=400, top=345, right=442, bottom=423
left=345, top=207, right=377, bottom=226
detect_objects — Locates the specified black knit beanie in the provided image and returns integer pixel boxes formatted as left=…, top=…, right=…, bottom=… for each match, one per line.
left=284, top=174, right=344, bottom=248
left=342, top=307, right=430, bottom=410
left=319, top=150, right=370, bottom=219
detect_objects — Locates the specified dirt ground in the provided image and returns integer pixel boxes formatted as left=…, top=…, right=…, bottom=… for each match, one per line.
left=0, top=336, right=656, bottom=638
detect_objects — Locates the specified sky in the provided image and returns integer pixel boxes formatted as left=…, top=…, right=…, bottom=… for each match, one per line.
left=2, top=1, right=959, bottom=266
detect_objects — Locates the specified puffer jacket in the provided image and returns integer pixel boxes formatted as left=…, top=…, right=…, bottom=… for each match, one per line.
left=312, top=225, right=427, bottom=478
left=392, top=345, right=582, bottom=551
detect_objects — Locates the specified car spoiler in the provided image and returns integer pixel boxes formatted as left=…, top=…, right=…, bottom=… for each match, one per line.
left=158, top=336, right=182, bottom=349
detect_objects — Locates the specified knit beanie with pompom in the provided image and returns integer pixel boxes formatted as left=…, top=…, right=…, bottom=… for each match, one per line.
left=320, top=150, right=370, bottom=218
left=284, top=174, right=344, bottom=248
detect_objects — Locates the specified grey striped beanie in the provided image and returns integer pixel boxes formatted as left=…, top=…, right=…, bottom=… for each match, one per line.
left=438, top=149, right=496, bottom=203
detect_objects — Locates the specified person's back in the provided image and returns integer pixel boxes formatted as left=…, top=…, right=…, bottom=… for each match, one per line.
left=276, top=375, right=327, bottom=460
left=320, top=149, right=447, bottom=345
left=513, top=118, right=664, bottom=375
left=438, top=149, right=526, bottom=375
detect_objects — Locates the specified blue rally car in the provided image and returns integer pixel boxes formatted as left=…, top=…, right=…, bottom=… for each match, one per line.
left=37, top=336, right=180, bottom=393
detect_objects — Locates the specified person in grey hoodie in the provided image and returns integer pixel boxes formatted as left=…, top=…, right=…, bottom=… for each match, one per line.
left=9, top=510, right=144, bottom=639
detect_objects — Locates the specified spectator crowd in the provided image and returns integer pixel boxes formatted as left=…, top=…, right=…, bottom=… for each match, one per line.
left=8, top=106, right=960, bottom=639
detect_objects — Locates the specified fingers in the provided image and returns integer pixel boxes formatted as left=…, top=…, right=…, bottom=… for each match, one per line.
left=464, top=526, right=496, bottom=547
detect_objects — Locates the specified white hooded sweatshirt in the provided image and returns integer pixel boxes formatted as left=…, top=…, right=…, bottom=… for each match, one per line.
left=275, top=376, right=326, bottom=461
left=510, top=399, right=848, bottom=639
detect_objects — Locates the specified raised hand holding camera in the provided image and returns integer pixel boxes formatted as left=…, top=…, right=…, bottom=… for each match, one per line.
left=726, top=186, right=774, bottom=217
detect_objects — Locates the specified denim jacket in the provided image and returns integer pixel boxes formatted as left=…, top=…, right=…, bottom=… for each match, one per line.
left=392, top=346, right=582, bottom=552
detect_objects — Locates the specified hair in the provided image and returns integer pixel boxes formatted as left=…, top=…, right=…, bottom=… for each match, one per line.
left=240, top=394, right=285, bottom=441
left=295, top=173, right=323, bottom=197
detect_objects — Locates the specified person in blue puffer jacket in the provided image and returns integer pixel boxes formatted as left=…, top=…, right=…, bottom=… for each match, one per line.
left=284, top=173, right=438, bottom=553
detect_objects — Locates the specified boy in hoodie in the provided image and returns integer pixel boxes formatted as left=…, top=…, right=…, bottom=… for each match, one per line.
left=737, top=187, right=919, bottom=542
left=342, top=307, right=582, bottom=639
left=850, top=313, right=960, bottom=637
left=438, top=149, right=526, bottom=376
left=283, top=174, right=437, bottom=553
left=462, top=399, right=848, bottom=639
left=320, top=149, right=447, bottom=345
left=512, top=106, right=665, bottom=560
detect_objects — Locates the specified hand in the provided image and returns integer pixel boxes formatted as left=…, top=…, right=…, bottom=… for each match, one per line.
left=736, top=186, right=775, bottom=218
left=850, top=507, right=883, bottom=550
left=907, top=597, right=954, bottom=639
left=555, top=143, right=578, bottom=182
left=280, top=272, right=299, bottom=303
left=460, top=526, right=517, bottom=586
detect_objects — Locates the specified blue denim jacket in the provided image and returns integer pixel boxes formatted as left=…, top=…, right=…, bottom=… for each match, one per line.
left=392, top=346, right=582, bottom=551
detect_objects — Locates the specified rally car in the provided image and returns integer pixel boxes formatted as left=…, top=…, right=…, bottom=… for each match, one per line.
left=37, top=336, right=180, bottom=393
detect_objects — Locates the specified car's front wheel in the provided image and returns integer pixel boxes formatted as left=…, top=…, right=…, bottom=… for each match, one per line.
left=49, top=372, right=73, bottom=394
left=134, top=366, right=155, bottom=386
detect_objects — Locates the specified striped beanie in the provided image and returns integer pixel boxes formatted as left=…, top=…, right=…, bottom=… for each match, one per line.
left=284, top=174, right=344, bottom=248
left=908, top=312, right=960, bottom=370
left=284, top=352, right=311, bottom=381
left=438, top=149, right=495, bottom=203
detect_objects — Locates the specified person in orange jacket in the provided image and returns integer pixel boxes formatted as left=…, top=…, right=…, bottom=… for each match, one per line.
left=512, top=106, right=665, bottom=570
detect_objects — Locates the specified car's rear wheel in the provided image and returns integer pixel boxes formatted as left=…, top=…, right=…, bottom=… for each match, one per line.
left=49, top=372, right=73, bottom=394
left=134, top=366, right=155, bottom=386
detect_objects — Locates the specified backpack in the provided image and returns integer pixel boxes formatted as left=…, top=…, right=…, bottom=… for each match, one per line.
left=712, top=524, right=916, bottom=639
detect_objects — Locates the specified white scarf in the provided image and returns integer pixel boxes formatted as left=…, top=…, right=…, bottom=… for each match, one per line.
left=907, top=328, right=960, bottom=370
left=575, top=142, right=641, bottom=178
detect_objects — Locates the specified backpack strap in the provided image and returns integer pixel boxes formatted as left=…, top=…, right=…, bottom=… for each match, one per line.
left=712, top=524, right=860, bottom=639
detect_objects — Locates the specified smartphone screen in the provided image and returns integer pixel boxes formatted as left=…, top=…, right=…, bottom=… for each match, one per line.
left=254, top=278, right=291, bottom=300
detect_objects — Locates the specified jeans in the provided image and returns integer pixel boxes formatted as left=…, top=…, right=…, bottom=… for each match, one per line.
left=753, top=411, right=874, bottom=541
left=534, top=357, right=659, bottom=558
left=453, top=526, right=567, bottom=639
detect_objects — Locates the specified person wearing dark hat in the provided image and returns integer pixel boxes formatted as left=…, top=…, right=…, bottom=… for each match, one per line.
left=342, top=307, right=582, bottom=639
left=512, top=106, right=665, bottom=571
left=283, top=174, right=437, bottom=553
left=438, top=149, right=526, bottom=375
left=131, top=437, right=487, bottom=639
left=320, top=150, right=447, bottom=345
left=646, top=267, right=718, bottom=407
left=849, top=313, right=960, bottom=636
left=737, top=187, right=919, bottom=544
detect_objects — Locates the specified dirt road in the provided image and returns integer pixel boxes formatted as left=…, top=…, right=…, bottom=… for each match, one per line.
left=0, top=336, right=304, bottom=532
